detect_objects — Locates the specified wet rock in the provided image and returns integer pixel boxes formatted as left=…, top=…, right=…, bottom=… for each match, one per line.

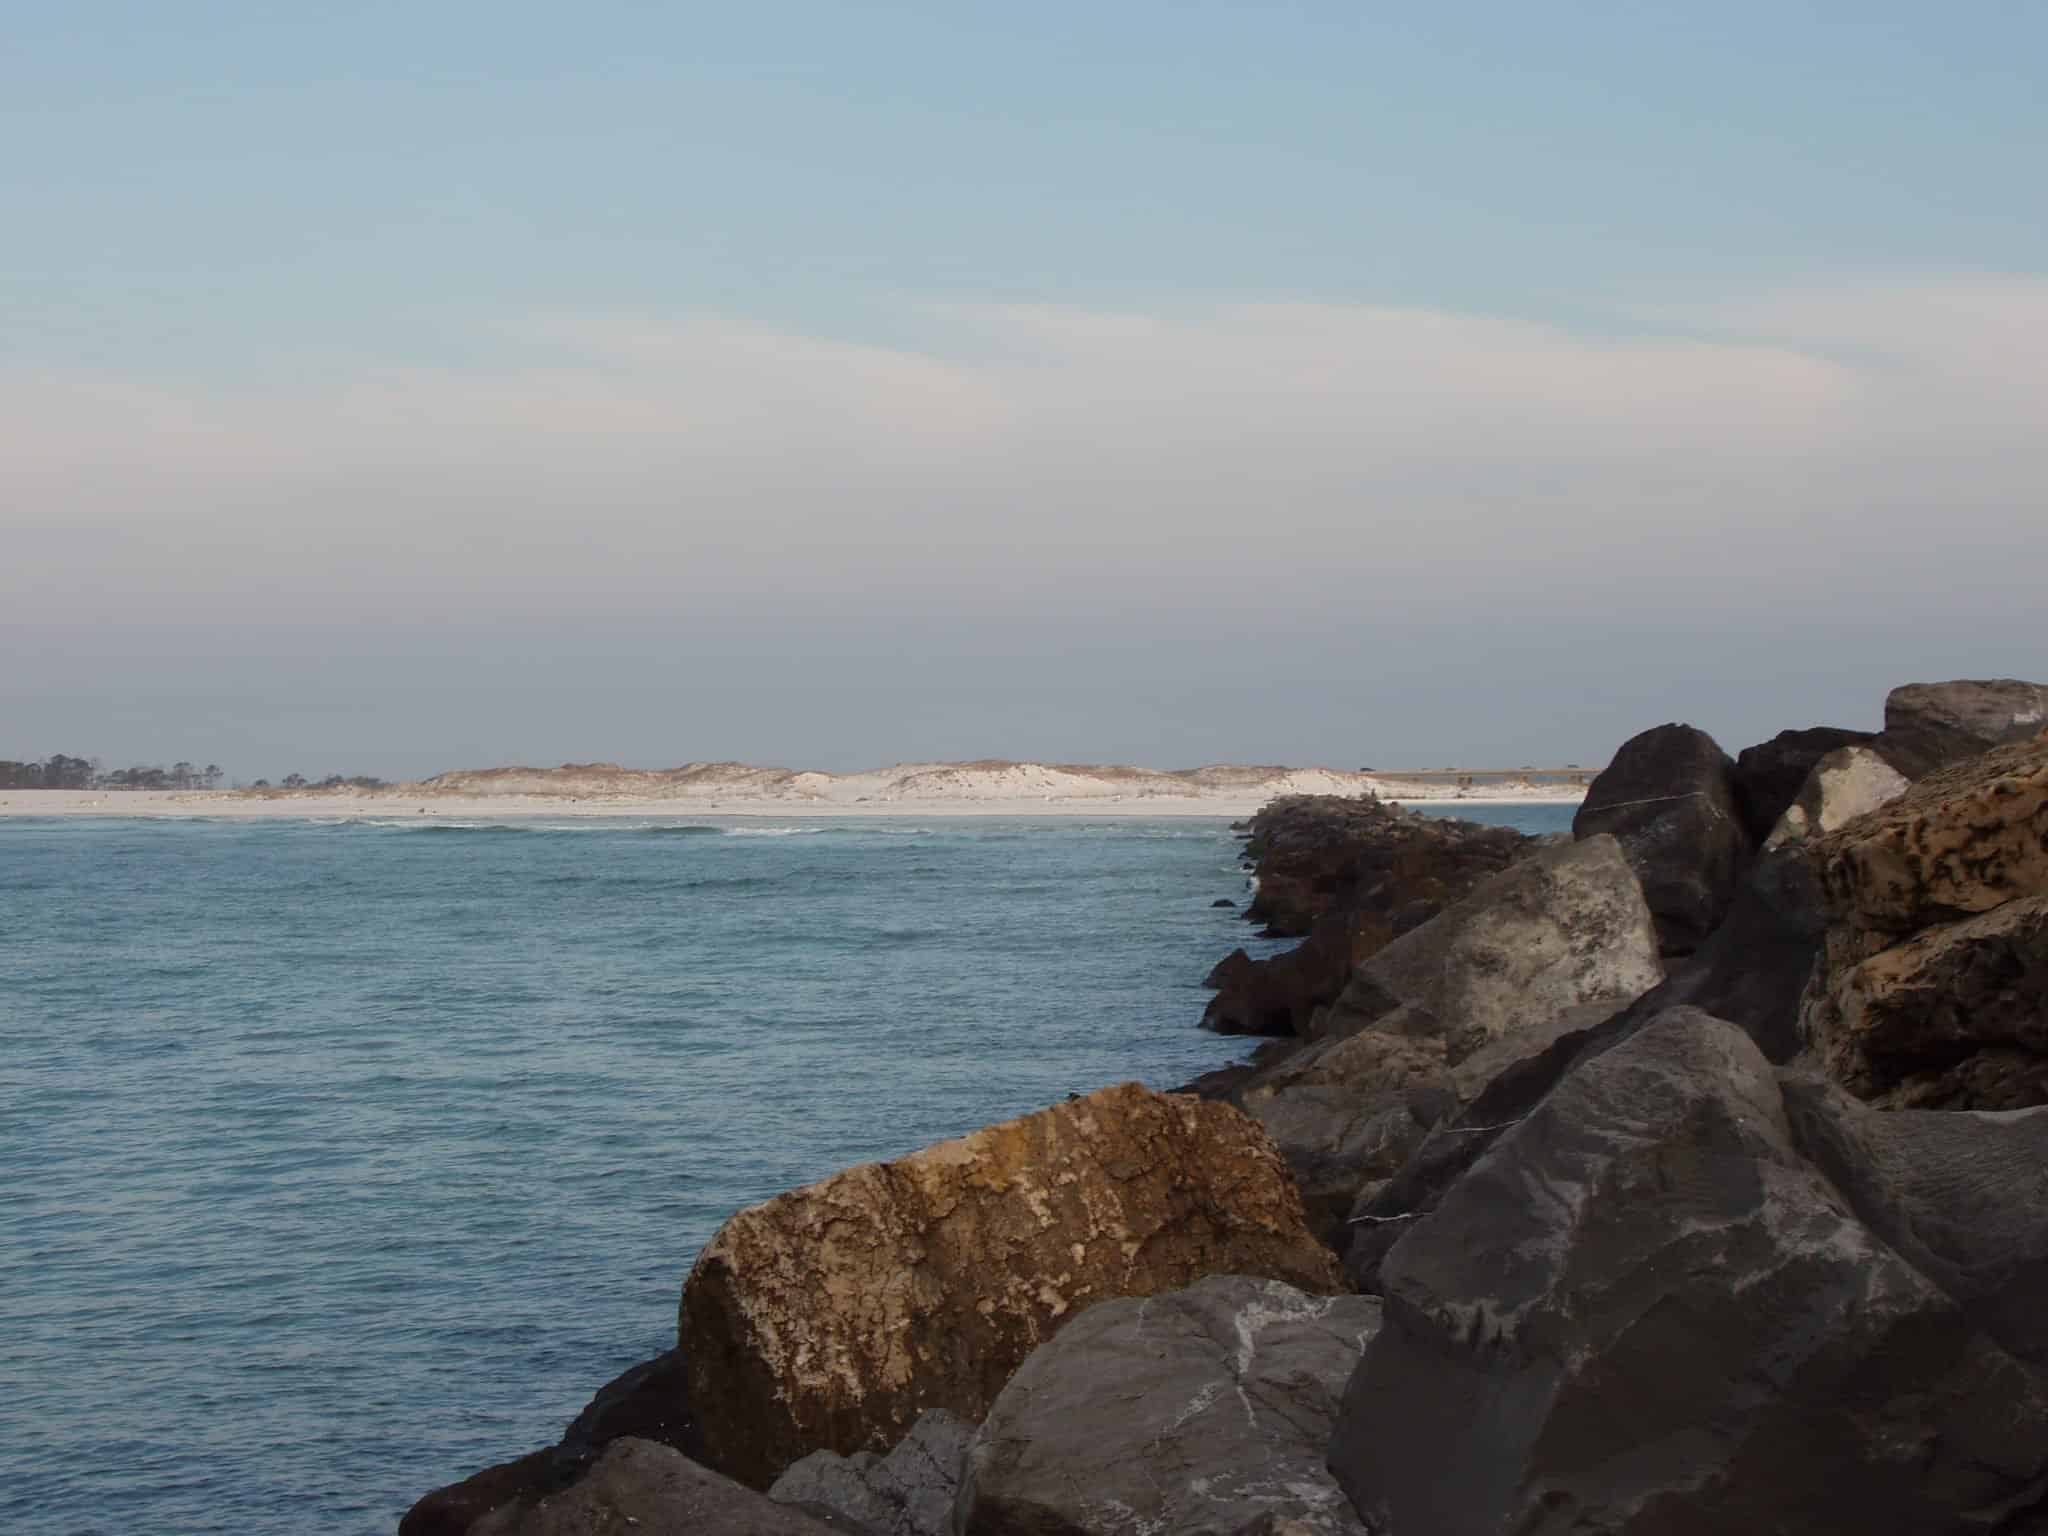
left=768, top=1411, right=973, bottom=1536
left=400, top=1450, right=558, bottom=1536
left=678, top=1082, right=1342, bottom=1487
left=1236, top=835, right=1661, bottom=1241
left=1329, top=1008, right=2048, bottom=1535
left=1572, top=722, right=1749, bottom=956
left=953, top=1276, right=1379, bottom=1536
left=477, top=1438, right=839, bottom=1535
left=1761, top=743, right=1909, bottom=850
left=1730, top=725, right=1874, bottom=843
left=1210, top=897, right=1237, bottom=908
left=1876, top=677, right=2048, bottom=778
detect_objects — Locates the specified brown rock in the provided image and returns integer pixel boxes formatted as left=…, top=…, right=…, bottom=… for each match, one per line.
left=1810, top=730, right=2048, bottom=936
left=1808, top=894, right=2048, bottom=1108
left=678, top=1083, right=1343, bottom=1488
left=1875, top=677, right=2048, bottom=778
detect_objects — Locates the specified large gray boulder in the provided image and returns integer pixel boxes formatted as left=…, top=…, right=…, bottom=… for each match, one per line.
left=769, top=1411, right=974, bottom=1536
left=1234, top=835, right=1660, bottom=1240
left=953, top=1277, right=1380, bottom=1536
left=1876, top=677, right=2048, bottom=778
left=1328, top=1008, right=2048, bottom=1535
left=1572, top=723, right=1751, bottom=955
left=475, top=1438, right=839, bottom=1535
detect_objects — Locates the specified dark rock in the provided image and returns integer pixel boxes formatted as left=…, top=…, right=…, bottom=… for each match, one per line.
left=1780, top=1078, right=2048, bottom=1367
left=1730, top=726, right=1873, bottom=843
left=1202, top=795, right=1526, bottom=1037
left=1235, top=835, right=1662, bottom=1243
left=401, top=1350, right=700, bottom=1535
left=400, top=1450, right=558, bottom=1536
left=1573, top=722, right=1750, bottom=956
left=768, top=1410, right=973, bottom=1536
left=1211, top=897, right=1237, bottom=908
left=954, top=1277, right=1379, bottom=1536
left=1876, top=677, right=2048, bottom=778
left=1329, top=1008, right=2048, bottom=1536
left=480, top=1438, right=840, bottom=1535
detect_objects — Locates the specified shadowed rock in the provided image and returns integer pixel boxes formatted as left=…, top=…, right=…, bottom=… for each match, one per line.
left=473, top=1438, right=840, bottom=1535
left=1233, top=835, right=1661, bottom=1241
left=1329, top=1008, right=2048, bottom=1536
left=1572, top=723, right=1750, bottom=956
left=678, top=1082, right=1342, bottom=1488
left=1730, top=726, right=1873, bottom=843
left=768, top=1411, right=973, bottom=1536
left=1875, top=677, right=2048, bottom=778
left=954, top=1276, right=1379, bottom=1536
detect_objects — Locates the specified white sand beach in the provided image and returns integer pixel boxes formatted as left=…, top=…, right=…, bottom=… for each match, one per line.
left=0, top=761, right=1587, bottom=820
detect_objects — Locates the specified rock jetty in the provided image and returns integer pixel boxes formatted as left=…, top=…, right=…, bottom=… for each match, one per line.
left=404, top=676, right=2048, bottom=1536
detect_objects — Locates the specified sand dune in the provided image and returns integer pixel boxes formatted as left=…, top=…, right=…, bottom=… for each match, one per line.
left=1, top=760, right=1585, bottom=819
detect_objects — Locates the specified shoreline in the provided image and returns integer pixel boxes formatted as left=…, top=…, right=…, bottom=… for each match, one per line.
left=0, top=786, right=1586, bottom=821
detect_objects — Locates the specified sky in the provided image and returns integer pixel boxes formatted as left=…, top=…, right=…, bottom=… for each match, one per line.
left=4, top=1, right=2045, bottom=779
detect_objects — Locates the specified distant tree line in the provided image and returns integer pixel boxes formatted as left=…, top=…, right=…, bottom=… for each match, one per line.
left=0, top=755, right=389, bottom=791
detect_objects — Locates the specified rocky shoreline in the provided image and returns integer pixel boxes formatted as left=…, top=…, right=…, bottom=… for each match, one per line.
left=402, top=677, right=2048, bottom=1535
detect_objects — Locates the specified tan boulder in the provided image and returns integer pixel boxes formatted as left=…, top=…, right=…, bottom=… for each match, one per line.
left=1809, top=731, right=2048, bottom=936
left=678, top=1083, right=1342, bottom=1487
left=1761, top=744, right=1910, bottom=850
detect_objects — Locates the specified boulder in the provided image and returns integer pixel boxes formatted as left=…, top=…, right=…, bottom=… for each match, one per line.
left=1799, top=731, right=2048, bottom=1109
left=400, top=1349, right=700, bottom=1536
left=1203, top=795, right=1526, bottom=1035
left=1572, top=723, right=1750, bottom=956
left=1780, top=1078, right=2048, bottom=1368
left=1876, top=677, right=2048, bottom=778
left=1806, top=894, right=2048, bottom=1109
left=678, top=1083, right=1342, bottom=1487
left=1729, top=725, right=1874, bottom=843
left=1235, top=835, right=1661, bottom=1240
left=768, top=1411, right=973, bottom=1536
left=1329, top=1008, right=2048, bottom=1535
left=1808, top=730, right=2048, bottom=937
left=1760, top=743, right=1910, bottom=850
left=475, top=1438, right=839, bottom=1535
left=953, top=1277, right=1380, bottom=1536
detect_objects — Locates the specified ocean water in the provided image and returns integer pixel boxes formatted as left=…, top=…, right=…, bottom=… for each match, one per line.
left=0, top=803, right=1572, bottom=1535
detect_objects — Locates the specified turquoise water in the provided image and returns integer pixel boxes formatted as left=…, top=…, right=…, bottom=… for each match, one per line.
left=0, top=804, right=1571, bottom=1534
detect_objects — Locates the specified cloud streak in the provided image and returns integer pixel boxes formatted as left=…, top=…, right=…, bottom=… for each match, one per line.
left=5, top=279, right=2044, bottom=628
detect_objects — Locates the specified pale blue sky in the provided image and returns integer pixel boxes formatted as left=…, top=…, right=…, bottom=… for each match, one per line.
left=4, top=3, right=2045, bottom=776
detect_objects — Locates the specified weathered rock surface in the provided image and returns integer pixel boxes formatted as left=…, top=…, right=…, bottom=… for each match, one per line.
left=1235, top=835, right=1661, bottom=1240
left=1761, top=742, right=1910, bottom=850
left=1730, top=725, right=1873, bottom=844
left=1572, top=723, right=1750, bottom=955
left=1781, top=1078, right=2048, bottom=1367
left=678, top=1082, right=1342, bottom=1488
left=1202, top=795, right=1526, bottom=1036
left=475, top=1438, right=840, bottom=1535
left=400, top=1349, right=700, bottom=1536
left=1809, top=730, right=2048, bottom=937
left=1329, top=1008, right=2048, bottom=1535
left=954, top=1276, right=1380, bottom=1536
left=1800, top=731, right=2048, bottom=1108
left=768, top=1411, right=973, bottom=1536
left=1808, top=893, right=2048, bottom=1108
left=1876, top=677, right=2048, bottom=778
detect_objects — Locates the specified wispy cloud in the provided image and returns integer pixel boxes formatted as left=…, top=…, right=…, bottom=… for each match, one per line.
left=4, top=280, right=2044, bottom=625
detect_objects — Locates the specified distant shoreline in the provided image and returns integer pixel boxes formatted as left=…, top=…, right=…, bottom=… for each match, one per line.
left=0, top=784, right=1586, bottom=822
